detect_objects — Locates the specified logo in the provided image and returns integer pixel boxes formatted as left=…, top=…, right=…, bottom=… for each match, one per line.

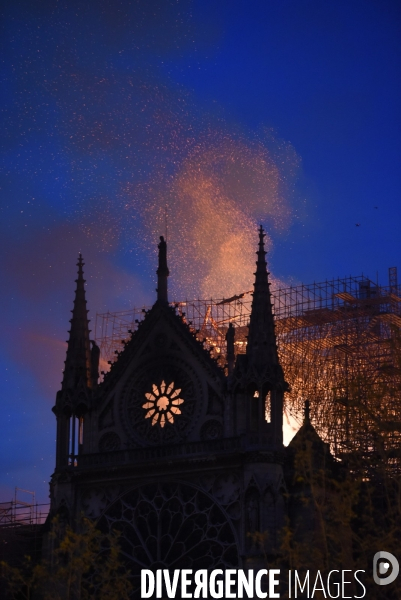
left=373, top=551, right=399, bottom=586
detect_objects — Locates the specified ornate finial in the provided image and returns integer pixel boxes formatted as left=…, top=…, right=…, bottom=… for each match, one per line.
left=256, top=225, right=267, bottom=270
left=156, top=236, right=169, bottom=304
left=77, top=253, right=84, bottom=279
left=226, top=322, right=235, bottom=376
left=304, top=400, right=310, bottom=423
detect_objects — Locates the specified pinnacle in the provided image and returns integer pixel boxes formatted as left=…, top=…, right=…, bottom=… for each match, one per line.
left=61, top=255, right=92, bottom=391
left=246, top=225, right=279, bottom=368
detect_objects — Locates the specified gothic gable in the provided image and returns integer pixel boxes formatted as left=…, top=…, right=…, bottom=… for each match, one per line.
left=88, top=302, right=226, bottom=453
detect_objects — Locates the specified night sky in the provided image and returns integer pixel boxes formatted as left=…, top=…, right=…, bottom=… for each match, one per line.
left=1, top=0, right=400, bottom=505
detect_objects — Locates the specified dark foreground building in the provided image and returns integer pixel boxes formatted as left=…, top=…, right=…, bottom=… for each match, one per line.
left=2, top=230, right=399, bottom=599
left=48, top=227, right=291, bottom=590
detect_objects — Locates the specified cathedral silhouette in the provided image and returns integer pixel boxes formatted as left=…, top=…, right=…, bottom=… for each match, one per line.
left=48, top=227, right=319, bottom=596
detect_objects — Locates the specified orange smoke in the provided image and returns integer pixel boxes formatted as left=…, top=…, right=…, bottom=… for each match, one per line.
left=140, top=134, right=296, bottom=299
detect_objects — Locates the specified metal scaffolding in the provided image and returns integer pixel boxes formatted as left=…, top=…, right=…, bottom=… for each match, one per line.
left=94, top=269, right=401, bottom=471
left=0, top=488, right=49, bottom=528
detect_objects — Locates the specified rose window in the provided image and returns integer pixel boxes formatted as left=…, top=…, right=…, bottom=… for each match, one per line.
left=143, top=380, right=184, bottom=428
left=121, top=360, right=199, bottom=444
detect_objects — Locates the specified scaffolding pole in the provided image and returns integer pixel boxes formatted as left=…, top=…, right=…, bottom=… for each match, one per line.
left=95, top=272, right=401, bottom=473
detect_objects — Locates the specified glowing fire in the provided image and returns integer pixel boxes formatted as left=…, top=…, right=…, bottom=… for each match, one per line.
left=142, top=380, right=184, bottom=427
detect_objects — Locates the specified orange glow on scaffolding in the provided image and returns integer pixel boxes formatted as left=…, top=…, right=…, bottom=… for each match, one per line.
left=95, top=269, right=401, bottom=473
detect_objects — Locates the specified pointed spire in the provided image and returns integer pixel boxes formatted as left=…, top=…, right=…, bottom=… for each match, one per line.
left=156, top=235, right=169, bottom=304
left=246, top=226, right=279, bottom=369
left=61, top=254, right=92, bottom=391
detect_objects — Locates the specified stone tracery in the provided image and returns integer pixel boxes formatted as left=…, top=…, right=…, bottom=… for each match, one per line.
left=143, top=380, right=184, bottom=427
left=97, top=482, right=239, bottom=598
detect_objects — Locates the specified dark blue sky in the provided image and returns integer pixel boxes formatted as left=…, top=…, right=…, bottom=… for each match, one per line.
left=1, top=0, right=400, bottom=504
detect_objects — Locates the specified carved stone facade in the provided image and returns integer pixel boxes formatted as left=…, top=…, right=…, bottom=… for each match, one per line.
left=49, top=230, right=290, bottom=595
